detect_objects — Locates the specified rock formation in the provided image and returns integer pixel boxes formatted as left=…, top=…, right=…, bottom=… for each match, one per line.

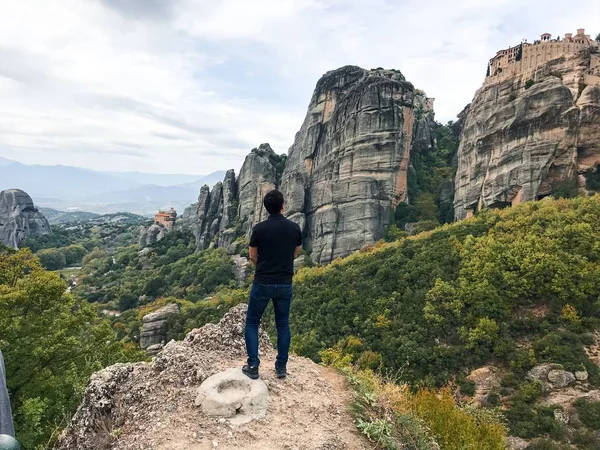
left=55, top=304, right=370, bottom=450
left=237, top=144, right=279, bottom=234
left=138, top=223, right=166, bottom=248
left=187, top=144, right=283, bottom=254
left=195, top=368, right=268, bottom=425
left=139, top=303, right=180, bottom=352
left=0, top=189, right=51, bottom=249
left=182, top=66, right=433, bottom=263
left=454, top=49, right=600, bottom=219
left=280, top=66, right=417, bottom=263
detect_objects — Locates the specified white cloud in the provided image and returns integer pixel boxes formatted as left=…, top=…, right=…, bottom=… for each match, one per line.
left=0, top=0, right=598, bottom=174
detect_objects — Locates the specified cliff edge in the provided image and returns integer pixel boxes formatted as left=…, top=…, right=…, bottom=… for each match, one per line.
left=55, top=305, right=370, bottom=450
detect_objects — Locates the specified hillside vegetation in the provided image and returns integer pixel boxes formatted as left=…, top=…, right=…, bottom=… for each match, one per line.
left=0, top=247, right=144, bottom=449
left=287, top=195, right=600, bottom=447
left=157, top=195, right=600, bottom=447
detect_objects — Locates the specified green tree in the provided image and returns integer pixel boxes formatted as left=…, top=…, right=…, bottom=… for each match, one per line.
left=595, top=33, right=600, bottom=43
left=36, top=248, right=66, bottom=270
left=61, top=244, right=87, bottom=266
left=0, top=248, right=143, bottom=448
left=415, top=193, right=439, bottom=221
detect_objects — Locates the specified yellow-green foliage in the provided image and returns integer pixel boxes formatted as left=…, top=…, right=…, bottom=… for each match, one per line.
left=288, top=196, right=600, bottom=445
left=347, top=368, right=507, bottom=450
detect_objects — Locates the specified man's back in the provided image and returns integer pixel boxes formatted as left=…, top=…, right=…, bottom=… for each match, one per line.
left=250, top=214, right=302, bottom=285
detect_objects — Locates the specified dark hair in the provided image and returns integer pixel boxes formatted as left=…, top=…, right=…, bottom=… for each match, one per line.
left=264, top=190, right=284, bottom=214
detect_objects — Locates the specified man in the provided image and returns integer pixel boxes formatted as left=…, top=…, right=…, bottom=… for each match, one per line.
left=243, top=190, right=302, bottom=380
left=0, top=350, right=15, bottom=437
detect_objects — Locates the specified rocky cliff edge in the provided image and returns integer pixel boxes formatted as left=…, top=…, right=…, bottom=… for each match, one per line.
left=54, top=305, right=370, bottom=450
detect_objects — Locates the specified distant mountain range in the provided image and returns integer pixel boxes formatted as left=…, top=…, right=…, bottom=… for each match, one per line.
left=0, top=156, right=225, bottom=215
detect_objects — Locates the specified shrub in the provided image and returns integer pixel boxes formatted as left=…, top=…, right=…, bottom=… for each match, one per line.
left=574, top=398, right=600, bottom=430
left=36, top=248, right=66, bottom=270
left=525, top=79, right=535, bottom=89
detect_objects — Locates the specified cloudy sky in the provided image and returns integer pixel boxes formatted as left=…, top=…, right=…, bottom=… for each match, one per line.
left=0, top=0, right=598, bottom=175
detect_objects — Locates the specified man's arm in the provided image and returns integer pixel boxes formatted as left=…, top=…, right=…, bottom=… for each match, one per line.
left=294, top=246, right=301, bottom=259
left=249, top=246, right=258, bottom=265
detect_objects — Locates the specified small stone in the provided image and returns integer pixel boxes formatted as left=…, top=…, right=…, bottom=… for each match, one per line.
left=212, top=441, right=218, bottom=448
left=554, top=408, right=569, bottom=424
left=506, top=436, right=529, bottom=450
left=575, top=371, right=589, bottom=381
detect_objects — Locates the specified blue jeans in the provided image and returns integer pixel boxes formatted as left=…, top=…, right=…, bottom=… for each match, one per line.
left=245, top=283, right=293, bottom=367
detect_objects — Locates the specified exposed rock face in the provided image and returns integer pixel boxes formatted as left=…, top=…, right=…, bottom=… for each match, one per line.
left=231, top=255, right=249, bottom=286
left=219, top=170, right=237, bottom=233
left=193, top=185, right=211, bottom=251
left=177, top=202, right=198, bottom=230
left=455, top=50, right=600, bottom=219
left=280, top=66, right=416, bottom=263
left=547, top=369, right=576, bottom=388
left=187, top=145, right=281, bottom=253
left=237, top=144, right=278, bottom=234
left=467, top=366, right=501, bottom=406
left=182, top=66, right=428, bottom=263
left=139, top=303, right=180, bottom=351
left=0, top=189, right=51, bottom=249
left=138, top=223, right=166, bottom=248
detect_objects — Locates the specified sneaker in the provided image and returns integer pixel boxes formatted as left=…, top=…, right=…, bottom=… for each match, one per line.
left=275, top=363, right=287, bottom=379
left=242, top=364, right=259, bottom=380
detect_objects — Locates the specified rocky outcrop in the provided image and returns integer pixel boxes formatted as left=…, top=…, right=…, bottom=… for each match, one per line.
left=237, top=144, right=279, bottom=235
left=138, top=223, right=166, bottom=248
left=219, top=170, right=237, bottom=233
left=139, top=303, right=180, bottom=351
left=182, top=66, right=428, bottom=263
left=55, top=304, right=370, bottom=450
left=193, top=185, right=211, bottom=251
left=187, top=145, right=282, bottom=253
left=231, top=255, right=249, bottom=286
left=454, top=50, right=600, bottom=219
left=0, top=189, right=51, bottom=249
left=280, top=66, right=416, bottom=263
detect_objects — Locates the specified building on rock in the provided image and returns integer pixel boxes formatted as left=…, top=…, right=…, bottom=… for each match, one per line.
left=454, top=29, right=600, bottom=220
left=486, top=28, right=599, bottom=85
left=154, top=208, right=177, bottom=230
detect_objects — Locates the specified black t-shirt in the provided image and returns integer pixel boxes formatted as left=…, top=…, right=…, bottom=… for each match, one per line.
left=250, top=214, right=302, bottom=285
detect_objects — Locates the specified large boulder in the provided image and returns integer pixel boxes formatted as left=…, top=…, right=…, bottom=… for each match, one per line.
left=547, top=369, right=576, bottom=388
left=527, top=363, right=564, bottom=383
left=0, top=189, right=51, bottom=249
left=139, top=303, right=180, bottom=351
left=195, top=368, right=268, bottom=425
